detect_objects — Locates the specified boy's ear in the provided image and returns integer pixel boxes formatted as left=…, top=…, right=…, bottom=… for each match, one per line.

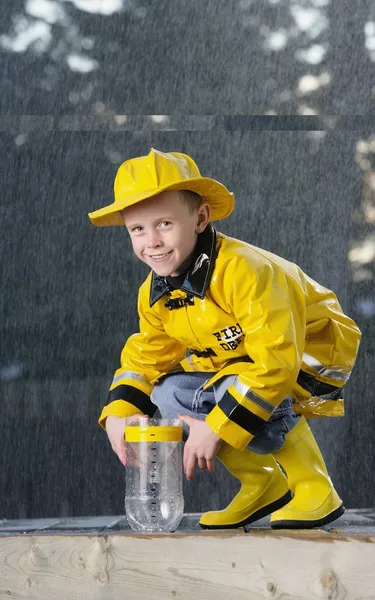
left=196, top=203, right=211, bottom=232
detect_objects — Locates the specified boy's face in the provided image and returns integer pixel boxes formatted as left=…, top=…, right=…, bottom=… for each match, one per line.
left=122, top=190, right=210, bottom=277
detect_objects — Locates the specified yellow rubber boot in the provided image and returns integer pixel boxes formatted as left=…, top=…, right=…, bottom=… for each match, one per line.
left=199, top=442, right=292, bottom=529
left=270, top=416, right=344, bottom=529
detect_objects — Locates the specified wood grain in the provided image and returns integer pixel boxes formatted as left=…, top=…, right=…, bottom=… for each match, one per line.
left=1, top=531, right=375, bottom=599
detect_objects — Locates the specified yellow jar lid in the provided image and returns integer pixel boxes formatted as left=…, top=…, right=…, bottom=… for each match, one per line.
left=125, top=425, right=183, bottom=443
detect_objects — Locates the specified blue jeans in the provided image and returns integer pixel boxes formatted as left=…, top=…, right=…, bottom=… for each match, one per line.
left=151, top=372, right=299, bottom=454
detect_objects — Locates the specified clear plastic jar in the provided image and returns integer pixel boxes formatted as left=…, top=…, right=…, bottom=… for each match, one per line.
left=124, top=417, right=184, bottom=533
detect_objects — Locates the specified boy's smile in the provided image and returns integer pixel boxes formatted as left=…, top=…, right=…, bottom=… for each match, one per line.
left=122, top=190, right=210, bottom=277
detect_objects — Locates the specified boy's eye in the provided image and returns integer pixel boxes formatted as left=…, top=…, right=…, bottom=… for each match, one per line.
left=159, top=221, right=171, bottom=228
left=131, top=226, right=143, bottom=233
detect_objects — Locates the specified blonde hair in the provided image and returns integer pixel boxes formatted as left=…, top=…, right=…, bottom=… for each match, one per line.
left=179, top=190, right=204, bottom=213
left=120, top=190, right=205, bottom=223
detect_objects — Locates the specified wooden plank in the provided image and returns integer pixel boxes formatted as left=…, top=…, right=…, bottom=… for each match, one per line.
left=1, top=531, right=375, bottom=599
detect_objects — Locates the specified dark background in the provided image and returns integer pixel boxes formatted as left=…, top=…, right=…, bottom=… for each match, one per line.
left=0, top=0, right=374, bottom=518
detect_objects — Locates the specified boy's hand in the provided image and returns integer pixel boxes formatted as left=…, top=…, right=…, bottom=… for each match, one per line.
left=178, top=414, right=222, bottom=480
left=105, top=414, right=144, bottom=467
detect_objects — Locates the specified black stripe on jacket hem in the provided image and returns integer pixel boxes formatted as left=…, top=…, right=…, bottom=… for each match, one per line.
left=107, top=385, right=157, bottom=416
left=218, top=390, right=266, bottom=436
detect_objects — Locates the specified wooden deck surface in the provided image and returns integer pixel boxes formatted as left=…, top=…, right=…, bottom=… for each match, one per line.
left=1, top=510, right=375, bottom=599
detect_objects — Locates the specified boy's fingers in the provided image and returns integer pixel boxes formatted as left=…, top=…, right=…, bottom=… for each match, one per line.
left=128, top=413, right=144, bottom=423
left=206, top=458, right=215, bottom=472
left=183, top=449, right=196, bottom=480
left=178, top=414, right=191, bottom=425
left=126, top=413, right=147, bottom=427
left=114, top=443, right=126, bottom=465
left=118, top=452, right=127, bottom=466
left=198, top=458, right=207, bottom=470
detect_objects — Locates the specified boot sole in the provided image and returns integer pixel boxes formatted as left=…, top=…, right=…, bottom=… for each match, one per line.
left=270, top=503, right=345, bottom=530
left=199, top=489, right=293, bottom=530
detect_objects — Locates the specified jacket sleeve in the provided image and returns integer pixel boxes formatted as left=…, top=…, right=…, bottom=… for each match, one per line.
left=98, top=284, right=186, bottom=429
left=206, top=254, right=306, bottom=450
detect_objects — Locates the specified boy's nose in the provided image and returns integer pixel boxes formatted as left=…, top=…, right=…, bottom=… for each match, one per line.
left=146, top=232, right=163, bottom=248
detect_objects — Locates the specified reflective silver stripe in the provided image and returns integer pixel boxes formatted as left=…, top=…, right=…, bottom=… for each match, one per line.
left=321, top=369, right=350, bottom=381
left=112, top=371, right=149, bottom=386
left=233, top=377, right=275, bottom=414
left=302, top=353, right=350, bottom=382
left=186, top=354, right=196, bottom=370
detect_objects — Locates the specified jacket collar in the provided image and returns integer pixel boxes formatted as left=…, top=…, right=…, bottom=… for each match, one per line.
left=149, top=224, right=217, bottom=307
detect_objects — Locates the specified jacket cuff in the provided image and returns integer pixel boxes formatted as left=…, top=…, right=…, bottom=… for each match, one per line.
left=98, top=400, right=145, bottom=430
left=205, top=405, right=254, bottom=451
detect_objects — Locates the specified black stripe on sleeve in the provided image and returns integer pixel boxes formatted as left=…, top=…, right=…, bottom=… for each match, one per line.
left=218, top=390, right=266, bottom=436
left=315, top=381, right=344, bottom=398
left=107, top=384, right=157, bottom=416
left=297, top=370, right=315, bottom=394
left=297, top=370, right=343, bottom=398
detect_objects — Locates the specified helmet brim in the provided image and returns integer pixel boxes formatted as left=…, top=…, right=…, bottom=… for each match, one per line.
left=88, top=177, right=234, bottom=226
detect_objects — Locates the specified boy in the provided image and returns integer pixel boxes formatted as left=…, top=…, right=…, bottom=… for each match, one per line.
left=88, top=148, right=361, bottom=529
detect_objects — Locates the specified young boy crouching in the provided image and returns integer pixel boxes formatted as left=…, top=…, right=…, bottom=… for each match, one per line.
left=89, top=148, right=361, bottom=529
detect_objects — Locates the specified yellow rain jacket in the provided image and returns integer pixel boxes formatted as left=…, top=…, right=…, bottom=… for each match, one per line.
left=99, top=225, right=361, bottom=450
